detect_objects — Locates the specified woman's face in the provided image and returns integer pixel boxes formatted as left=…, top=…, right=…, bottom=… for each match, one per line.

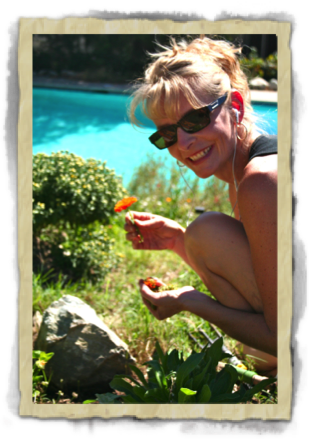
left=151, top=93, right=236, bottom=181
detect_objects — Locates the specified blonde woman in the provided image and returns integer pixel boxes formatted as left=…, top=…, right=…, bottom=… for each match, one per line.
left=124, top=36, right=277, bottom=375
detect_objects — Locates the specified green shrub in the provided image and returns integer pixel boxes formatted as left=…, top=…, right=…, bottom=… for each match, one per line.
left=34, top=224, right=122, bottom=284
left=33, top=151, right=126, bottom=235
left=240, top=48, right=277, bottom=81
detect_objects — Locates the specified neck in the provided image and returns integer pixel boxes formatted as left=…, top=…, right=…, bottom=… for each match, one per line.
left=214, top=132, right=258, bottom=186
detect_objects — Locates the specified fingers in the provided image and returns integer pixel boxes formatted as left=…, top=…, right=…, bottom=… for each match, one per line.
left=139, top=279, right=160, bottom=315
left=139, top=279, right=160, bottom=303
left=125, top=211, right=152, bottom=224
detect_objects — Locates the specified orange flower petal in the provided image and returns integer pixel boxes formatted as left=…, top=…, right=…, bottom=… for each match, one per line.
left=114, top=196, right=138, bottom=212
left=144, top=277, right=161, bottom=290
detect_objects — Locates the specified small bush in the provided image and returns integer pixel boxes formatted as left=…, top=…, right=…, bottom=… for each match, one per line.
left=34, top=224, right=122, bottom=284
left=33, top=151, right=126, bottom=235
left=33, top=152, right=126, bottom=284
left=240, top=48, right=277, bottom=81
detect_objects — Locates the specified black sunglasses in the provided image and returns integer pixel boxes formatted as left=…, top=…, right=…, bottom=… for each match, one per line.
left=149, top=93, right=228, bottom=150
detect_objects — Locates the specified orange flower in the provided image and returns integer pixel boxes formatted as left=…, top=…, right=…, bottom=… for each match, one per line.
left=114, top=196, right=143, bottom=243
left=114, top=196, right=138, bottom=212
left=166, top=197, right=172, bottom=203
left=144, top=277, right=161, bottom=290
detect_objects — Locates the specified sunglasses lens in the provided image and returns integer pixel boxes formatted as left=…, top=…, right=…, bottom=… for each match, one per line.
left=149, top=126, right=177, bottom=149
left=180, top=108, right=210, bottom=132
left=149, top=106, right=212, bottom=149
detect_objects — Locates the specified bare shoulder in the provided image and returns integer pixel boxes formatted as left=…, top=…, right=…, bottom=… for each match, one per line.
left=242, top=154, right=277, bottom=184
left=238, top=154, right=277, bottom=210
left=237, top=154, right=277, bottom=244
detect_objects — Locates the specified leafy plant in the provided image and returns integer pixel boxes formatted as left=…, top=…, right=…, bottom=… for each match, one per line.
left=33, top=151, right=126, bottom=235
left=240, top=48, right=277, bottom=81
left=34, top=223, right=122, bottom=284
left=95, top=338, right=275, bottom=404
left=32, top=350, right=54, bottom=403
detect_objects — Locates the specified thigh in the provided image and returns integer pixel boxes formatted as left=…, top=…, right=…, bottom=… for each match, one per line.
left=184, top=212, right=263, bottom=313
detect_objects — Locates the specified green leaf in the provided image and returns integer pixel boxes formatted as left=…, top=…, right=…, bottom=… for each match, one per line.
left=109, top=376, right=142, bottom=400
left=204, top=337, right=226, bottom=373
left=178, top=388, right=197, bottom=404
left=83, top=399, right=98, bottom=404
left=209, top=365, right=237, bottom=399
left=32, top=350, right=41, bottom=359
left=128, top=364, right=149, bottom=388
left=155, top=340, right=168, bottom=372
left=240, top=377, right=276, bottom=403
left=197, top=384, right=212, bottom=403
left=209, top=385, right=247, bottom=404
left=167, top=348, right=182, bottom=373
left=114, top=373, right=146, bottom=389
left=33, top=374, right=43, bottom=382
left=40, top=352, right=54, bottom=362
left=144, top=359, right=165, bottom=385
left=122, top=395, right=141, bottom=403
left=191, top=358, right=211, bottom=390
left=175, top=352, right=205, bottom=392
left=143, top=387, right=170, bottom=403
left=131, top=386, right=147, bottom=401
left=183, top=377, right=193, bottom=390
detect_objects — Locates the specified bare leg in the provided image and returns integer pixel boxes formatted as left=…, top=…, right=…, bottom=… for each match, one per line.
left=184, top=211, right=277, bottom=372
left=237, top=344, right=277, bottom=377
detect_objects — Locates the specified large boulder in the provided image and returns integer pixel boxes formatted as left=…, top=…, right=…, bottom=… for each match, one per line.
left=249, top=77, right=270, bottom=90
left=35, top=295, right=135, bottom=397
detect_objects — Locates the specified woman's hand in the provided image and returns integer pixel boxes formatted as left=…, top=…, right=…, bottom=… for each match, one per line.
left=124, top=211, right=185, bottom=252
left=138, top=278, right=195, bottom=320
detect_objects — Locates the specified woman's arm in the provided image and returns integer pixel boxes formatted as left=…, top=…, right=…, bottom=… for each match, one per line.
left=237, top=156, right=278, bottom=345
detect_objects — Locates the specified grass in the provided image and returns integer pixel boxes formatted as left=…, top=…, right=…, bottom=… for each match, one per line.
left=32, top=156, right=277, bottom=404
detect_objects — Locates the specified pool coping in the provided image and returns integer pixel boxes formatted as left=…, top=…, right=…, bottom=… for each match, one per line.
left=33, top=76, right=278, bottom=104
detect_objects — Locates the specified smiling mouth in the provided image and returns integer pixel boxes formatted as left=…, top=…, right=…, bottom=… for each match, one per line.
left=189, top=146, right=212, bottom=162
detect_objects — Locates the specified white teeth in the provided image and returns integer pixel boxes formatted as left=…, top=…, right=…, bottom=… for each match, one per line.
left=190, top=146, right=211, bottom=161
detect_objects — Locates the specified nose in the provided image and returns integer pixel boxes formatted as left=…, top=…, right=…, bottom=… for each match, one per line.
left=176, top=127, right=193, bottom=150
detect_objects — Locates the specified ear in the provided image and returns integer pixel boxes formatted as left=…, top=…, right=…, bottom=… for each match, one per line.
left=231, top=90, right=244, bottom=123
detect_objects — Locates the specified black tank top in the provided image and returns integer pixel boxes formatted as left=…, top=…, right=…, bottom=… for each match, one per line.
left=248, top=135, right=277, bottom=162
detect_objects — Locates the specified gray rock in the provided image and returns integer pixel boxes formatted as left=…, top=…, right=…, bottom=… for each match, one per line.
left=249, top=77, right=270, bottom=90
left=269, top=78, right=278, bottom=90
left=35, top=295, right=135, bottom=396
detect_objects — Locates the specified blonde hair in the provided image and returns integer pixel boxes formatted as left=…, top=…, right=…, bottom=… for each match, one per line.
left=129, top=36, right=255, bottom=140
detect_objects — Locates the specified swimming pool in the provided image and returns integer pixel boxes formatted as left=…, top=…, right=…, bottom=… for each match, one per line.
left=33, top=88, right=278, bottom=187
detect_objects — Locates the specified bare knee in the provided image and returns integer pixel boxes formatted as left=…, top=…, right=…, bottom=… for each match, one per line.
left=185, top=211, right=229, bottom=261
left=186, top=211, right=222, bottom=240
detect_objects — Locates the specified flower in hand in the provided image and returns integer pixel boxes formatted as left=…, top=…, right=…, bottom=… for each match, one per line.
left=141, top=276, right=185, bottom=317
left=114, top=196, right=143, bottom=243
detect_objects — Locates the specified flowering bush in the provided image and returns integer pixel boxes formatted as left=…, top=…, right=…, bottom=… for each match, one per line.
left=33, top=152, right=126, bottom=284
left=34, top=225, right=122, bottom=284
left=33, top=151, right=126, bottom=235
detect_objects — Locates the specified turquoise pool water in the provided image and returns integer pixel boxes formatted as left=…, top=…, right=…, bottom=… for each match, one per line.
left=33, top=88, right=278, bottom=187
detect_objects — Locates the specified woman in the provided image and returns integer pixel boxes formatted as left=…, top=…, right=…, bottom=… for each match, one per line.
left=124, top=36, right=277, bottom=375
